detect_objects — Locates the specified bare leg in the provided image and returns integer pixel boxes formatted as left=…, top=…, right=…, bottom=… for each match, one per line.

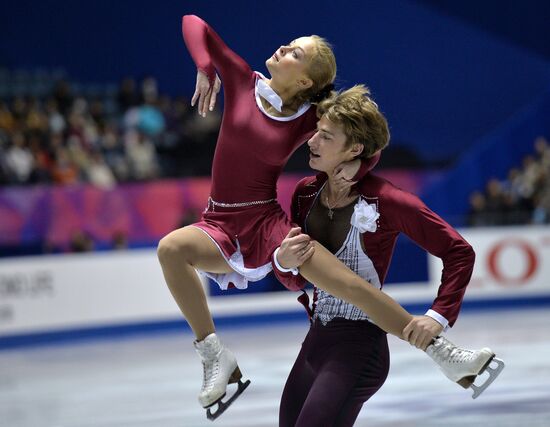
left=299, top=242, right=412, bottom=338
left=299, top=243, right=505, bottom=396
left=157, top=226, right=233, bottom=340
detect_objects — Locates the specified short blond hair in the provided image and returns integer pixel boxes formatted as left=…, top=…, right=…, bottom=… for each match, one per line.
left=317, top=85, right=390, bottom=158
left=293, top=35, right=337, bottom=106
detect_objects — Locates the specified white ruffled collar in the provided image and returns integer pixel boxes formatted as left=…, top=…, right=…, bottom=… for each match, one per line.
left=254, top=72, right=311, bottom=122
left=256, top=77, right=283, bottom=113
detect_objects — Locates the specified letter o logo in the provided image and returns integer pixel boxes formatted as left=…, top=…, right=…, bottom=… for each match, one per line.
left=487, top=239, right=538, bottom=285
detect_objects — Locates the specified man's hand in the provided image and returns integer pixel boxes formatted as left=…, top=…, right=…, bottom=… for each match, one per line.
left=277, top=227, right=315, bottom=269
left=403, top=315, right=444, bottom=351
left=191, top=71, right=221, bottom=117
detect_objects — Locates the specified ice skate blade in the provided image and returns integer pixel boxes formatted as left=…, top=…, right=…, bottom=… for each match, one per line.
left=470, top=357, right=505, bottom=399
left=206, top=379, right=251, bottom=421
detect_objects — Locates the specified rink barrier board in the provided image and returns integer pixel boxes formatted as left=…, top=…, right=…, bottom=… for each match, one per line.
left=1, top=226, right=550, bottom=349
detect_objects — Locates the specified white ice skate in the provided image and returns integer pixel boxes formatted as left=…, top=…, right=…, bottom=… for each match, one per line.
left=194, top=333, right=251, bottom=420
left=426, top=336, right=505, bottom=399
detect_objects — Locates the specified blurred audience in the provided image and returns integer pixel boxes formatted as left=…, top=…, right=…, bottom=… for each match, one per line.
left=1, top=68, right=548, bottom=255
left=467, top=136, right=550, bottom=226
left=0, top=72, right=221, bottom=187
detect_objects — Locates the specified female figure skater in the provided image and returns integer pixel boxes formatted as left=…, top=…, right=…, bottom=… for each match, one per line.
left=276, top=86, right=504, bottom=426
left=157, top=15, right=501, bottom=419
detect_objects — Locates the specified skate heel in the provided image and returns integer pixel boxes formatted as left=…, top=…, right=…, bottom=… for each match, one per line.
left=206, top=371, right=251, bottom=421
left=457, top=354, right=493, bottom=388
left=229, top=366, right=243, bottom=384
left=457, top=375, right=475, bottom=389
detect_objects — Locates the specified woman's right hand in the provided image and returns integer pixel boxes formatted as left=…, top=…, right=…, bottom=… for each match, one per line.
left=277, top=227, right=315, bottom=269
left=191, top=70, right=221, bottom=117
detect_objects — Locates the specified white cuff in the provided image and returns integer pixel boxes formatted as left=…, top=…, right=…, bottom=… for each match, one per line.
left=273, top=247, right=299, bottom=276
left=425, top=309, right=449, bottom=332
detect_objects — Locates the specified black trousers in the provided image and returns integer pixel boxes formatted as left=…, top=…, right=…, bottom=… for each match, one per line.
left=279, top=318, right=390, bottom=427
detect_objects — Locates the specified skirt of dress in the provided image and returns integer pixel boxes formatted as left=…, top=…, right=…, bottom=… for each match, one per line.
left=191, top=200, right=297, bottom=290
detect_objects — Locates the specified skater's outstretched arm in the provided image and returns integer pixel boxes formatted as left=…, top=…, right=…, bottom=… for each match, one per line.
left=182, top=15, right=251, bottom=87
left=182, top=15, right=251, bottom=115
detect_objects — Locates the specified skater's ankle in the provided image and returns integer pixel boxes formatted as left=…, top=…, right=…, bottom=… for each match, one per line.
left=196, top=331, right=217, bottom=342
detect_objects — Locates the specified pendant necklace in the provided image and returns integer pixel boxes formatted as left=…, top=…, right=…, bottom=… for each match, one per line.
left=325, top=189, right=347, bottom=220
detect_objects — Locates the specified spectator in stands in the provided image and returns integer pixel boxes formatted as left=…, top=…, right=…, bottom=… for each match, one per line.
left=117, top=77, right=140, bottom=112
left=0, top=71, right=224, bottom=187
left=45, top=98, right=66, bottom=134
left=99, top=123, right=129, bottom=181
left=0, top=101, right=16, bottom=132
left=51, top=147, right=79, bottom=185
left=5, top=131, right=34, bottom=184
left=484, top=179, right=507, bottom=225
left=141, top=76, right=159, bottom=104
left=125, top=130, right=159, bottom=180
left=86, top=151, right=116, bottom=189
left=25, top=97, right=48, bottom=133
left=534, top=136, right=550, bottom=168
left=532, top=189, right=550, bottom=224
left=468, top=135, right=550, bottom=227
left=11, top=96, right=27, bottom=122
left=466, top=191, right=490, bottom=227
left=27, top=133, right=52, bottom=183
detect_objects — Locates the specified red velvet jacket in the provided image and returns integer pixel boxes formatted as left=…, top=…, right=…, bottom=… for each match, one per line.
left=273, top=171, right=475, bottom=327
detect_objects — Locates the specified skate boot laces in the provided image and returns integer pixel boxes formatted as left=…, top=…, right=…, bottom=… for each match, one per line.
left=194, top=334, right=224, bottom=393
left=201, top=359, right=220, bottom=392
left=430, top=337, right=475, bottom=364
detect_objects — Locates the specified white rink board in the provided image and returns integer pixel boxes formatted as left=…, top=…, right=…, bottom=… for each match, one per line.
left=428, top=225, right=550, bottom=299
left=0, top=249, right=311, bottom=337
left=1, top=226, right=550, bottom=338
left=0, top=249, right=178, bottom=335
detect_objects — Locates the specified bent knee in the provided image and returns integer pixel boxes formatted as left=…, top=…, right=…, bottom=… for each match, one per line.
left=157, top=230, right=195, bottom=265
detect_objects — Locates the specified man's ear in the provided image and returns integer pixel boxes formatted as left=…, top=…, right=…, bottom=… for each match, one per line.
left=351, top=143, right=364, bottom=157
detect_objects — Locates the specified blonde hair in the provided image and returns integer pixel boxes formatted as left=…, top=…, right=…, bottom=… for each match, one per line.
left=294, top=35, right=337, bottom=106
left=317, top=85, right=390, bottom=158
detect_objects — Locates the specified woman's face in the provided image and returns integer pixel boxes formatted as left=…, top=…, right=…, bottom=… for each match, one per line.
left=307, top=115, right=358, bottom=173
left=266, top=37, right=316, bottom=88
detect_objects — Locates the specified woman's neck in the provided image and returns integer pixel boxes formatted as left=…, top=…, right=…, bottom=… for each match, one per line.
left=260, top=97, right=298, bottom=117
left=265, top=79, right=302, bottom=114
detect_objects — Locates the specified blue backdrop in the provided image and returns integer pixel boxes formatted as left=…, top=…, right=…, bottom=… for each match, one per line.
left=2, top=0, right=550, bottom=165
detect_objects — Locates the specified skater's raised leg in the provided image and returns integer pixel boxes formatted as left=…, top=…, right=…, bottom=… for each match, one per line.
left=299, top=242, right=413, bottom=338
left=157, top=226, right=251, bottom=414
left=283, top=240, right=505, bottom=395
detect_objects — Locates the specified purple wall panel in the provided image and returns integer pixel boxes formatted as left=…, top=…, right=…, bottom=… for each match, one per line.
left=0, top=172, right=438, bottom=246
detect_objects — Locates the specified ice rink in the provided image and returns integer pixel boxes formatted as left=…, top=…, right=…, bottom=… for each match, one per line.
left=1, top=307, right=549, bottom=427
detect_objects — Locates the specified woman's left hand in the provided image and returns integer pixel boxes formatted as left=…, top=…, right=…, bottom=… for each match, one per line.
left=331, top=158, right=360, bottom=195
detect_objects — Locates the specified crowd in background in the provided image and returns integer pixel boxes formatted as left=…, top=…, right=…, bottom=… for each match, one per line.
left=1, top=69, right=550, bottom=238
left=0, top=71, right=221, bottom=188
left=467, top=136, right=550, bottom=226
